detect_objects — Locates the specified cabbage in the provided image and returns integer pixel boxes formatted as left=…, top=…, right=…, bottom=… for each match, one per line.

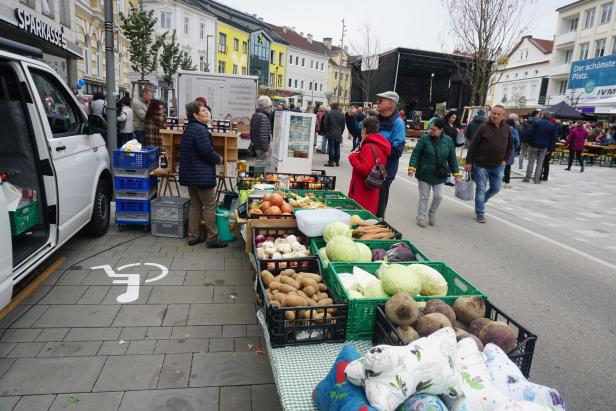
left=411, top=264, right=448, bottom=296
left=337, top=273, right=358, bottom=292
left=318, top=247, right=330, bottom=269
left=326, top=236, right=359, bottom=262
left=353, top=266, right=378, bottom=292
left=356, top=243, right=373, bottom=263
left=386, top=243, right=416, bottom=262
left=348, top=290, right=364, bottom=299
left=323, top=222, right=352, bottom=243
left=363, top=281, right=389, bottom=298
left=380, top=263, right=422, bottom=296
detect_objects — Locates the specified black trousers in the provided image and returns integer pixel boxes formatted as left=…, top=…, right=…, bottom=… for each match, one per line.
left=503, top=164, right=512, bottom=183
left=327, top=138, right=340, bottom=164
left=376, top=180, right=392, bottom=219
left=541, top=151, right=551, bottom=180
left=568, top=149, right=584, bottom=168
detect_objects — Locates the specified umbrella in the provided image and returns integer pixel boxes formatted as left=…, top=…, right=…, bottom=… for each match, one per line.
left=546, top=101, right=584, bottom=120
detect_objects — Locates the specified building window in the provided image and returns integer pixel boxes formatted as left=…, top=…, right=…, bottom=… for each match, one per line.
left=200, top=23, right=205, bottom=40
left=288, top=78, right=292, bottom=87
left=242, top=41, right=248, bottom=54
left=524, top=71, right=528, bottom=76
left=233, top=38, right=239, bottom=51
left=301, top=80, right=304, bottom=89
left=595, top=38, right=607, bottom=57
left=233, top=64, right=239, bottom=75
left=334, top=72, right=338, bottom=80
left=569, top=17, right=579, bottom=31
left=60, top=0, right=71, bottom=27
left=579, top=42, right=590, bottom=60
left=301, top=58, right=305, bottom=67
left=320, top=84, right=323, bottom=92
left=502, top=87, right=508, bottom=101
left=279, top=52, right=284, bottom=66
left=269, top=73, right=275, bottom=86
left=218, top=33, right=227, bottom=53
left=294, top=79, right=298, bottom=88
left=278, top=74, right=282, bottom=87
left=612, top=37, right=616, bottom=54
left=295, top=56, right=299, bottom=65
left=218, top=61, right=226, bottom=73
left=558, top=80, right=568, bottom=94
left=584, top=8, right=595, bottom=28
left=270, top=50, right=275, bottom=64
left=200, top=56, right=207, bottom=71
left=289, top=54, right=293, bottom=64
left=310, top=60, right=314, bottom=69
left=242, top=66, right=247, bottom=75
left=41, top=0, right=54, bottom=18
left=600, top=2, right=613, bottom=25
left=309, top=81, right=312, bottom=91
left=530, top=84, right=537, bottom=98
left=20, top=0, right=36, bottom=8
left=160, top=11, right=172, bottom=29
left=184, top=17, right=190, bottom=36
left=564, top=49, right=573, bottom=63
left=321, top=62, right=324, bottom=71
left=519, top=48, right=528, bottom=60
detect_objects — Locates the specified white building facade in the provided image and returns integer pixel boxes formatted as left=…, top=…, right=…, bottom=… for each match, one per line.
left=140, top=0, right=217, bottom=87
left=547, top=0, right=616, bottom=112
left=487, top=36, right=553, bottom=110
left=285, top=44, right=329, bottom=108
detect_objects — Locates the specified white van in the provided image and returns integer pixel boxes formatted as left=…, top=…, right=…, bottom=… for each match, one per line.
left=0, top=40, right=112, bottom=310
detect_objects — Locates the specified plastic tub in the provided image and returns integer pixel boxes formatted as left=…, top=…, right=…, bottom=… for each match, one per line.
left=295, top=208, right=351, bottom=237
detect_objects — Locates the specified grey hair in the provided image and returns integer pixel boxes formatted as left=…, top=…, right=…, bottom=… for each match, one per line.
left=186, top=101, right=203, bottom=119
left=139, top=87, right=152, bottom=97
left=257, top=95, right=272, bottom=108
left=508, top=113, right=519, bottom=121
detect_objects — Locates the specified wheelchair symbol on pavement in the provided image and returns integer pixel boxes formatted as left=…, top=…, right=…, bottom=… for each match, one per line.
left=90, top=263, right=169, bottom=303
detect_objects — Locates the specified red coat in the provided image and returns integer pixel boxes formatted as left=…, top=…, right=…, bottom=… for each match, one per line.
left=348, top=133, right=392, bottom=215
left=566, top=126, right=587, bottom=151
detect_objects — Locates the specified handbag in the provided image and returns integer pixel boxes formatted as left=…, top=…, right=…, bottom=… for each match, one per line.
left=455, top=170, right=475, bottom=201
left=364, top=144, right=387, bottom=188
left=431, top=139, right=450, bottom=179
left=455, top=131, right=465, bottom=146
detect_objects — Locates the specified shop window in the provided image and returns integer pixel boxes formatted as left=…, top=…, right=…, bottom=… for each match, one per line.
left=29, top=69, right=84, bottom=136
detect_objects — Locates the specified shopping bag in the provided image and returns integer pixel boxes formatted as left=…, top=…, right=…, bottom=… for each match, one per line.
left=455, top=171, right=474, bottom=201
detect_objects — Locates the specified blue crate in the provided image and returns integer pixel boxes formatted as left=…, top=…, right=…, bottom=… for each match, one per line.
left=115, top=211, right=150, bottom=224
left=113, top=147, right=159, bottom=169
left=115, top=198, right=155, bottom=213
left=114, top=176, right=158, bottom=192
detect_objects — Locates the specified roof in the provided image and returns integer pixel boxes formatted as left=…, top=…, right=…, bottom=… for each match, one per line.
left=509, top=35, right=553, bottom=57
left=556, top=0, right=586, bottom=12
left=267, top=24, right=324, bottom=55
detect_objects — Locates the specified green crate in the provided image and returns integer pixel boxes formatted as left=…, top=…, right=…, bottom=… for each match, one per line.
left=323, top=198, right=363, bottom=210
left=309, top=238, right=429, bottom=263
left=343, top=209, right=378, bottom=221
left=9, top=201, right=39, bottom=236
left=285, top=189, right=348, bottom=200
left=325, top=261, right=486, bottom=340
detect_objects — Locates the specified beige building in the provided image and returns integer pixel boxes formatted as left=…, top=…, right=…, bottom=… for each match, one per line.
left=314, top=37, right=351, bottom=108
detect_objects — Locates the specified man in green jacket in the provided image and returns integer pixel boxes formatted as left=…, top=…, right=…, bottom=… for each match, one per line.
left=408, top=118, right=461, bottom=227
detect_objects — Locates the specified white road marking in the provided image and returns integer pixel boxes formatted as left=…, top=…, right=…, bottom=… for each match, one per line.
left=91, top=263, right=169, bottom=303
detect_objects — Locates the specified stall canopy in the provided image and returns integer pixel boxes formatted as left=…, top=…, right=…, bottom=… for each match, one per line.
left=547, top=101, right=584, bottom=119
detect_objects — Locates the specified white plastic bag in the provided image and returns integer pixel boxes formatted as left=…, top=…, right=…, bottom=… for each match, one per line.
left=455, top=171, right=475, bottom=201
left=121, top=139, right=142, bottom=152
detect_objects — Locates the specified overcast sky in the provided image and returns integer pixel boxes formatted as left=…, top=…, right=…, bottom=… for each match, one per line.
left=222, top=0, right=572, bottom=54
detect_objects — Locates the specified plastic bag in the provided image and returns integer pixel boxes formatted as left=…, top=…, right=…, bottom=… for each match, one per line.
left=455, top=171, right=474, bottom=201
left=121, top=139, right=142, bottom=152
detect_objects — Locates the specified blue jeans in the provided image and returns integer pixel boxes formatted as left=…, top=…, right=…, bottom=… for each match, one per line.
left=474, top=164, right=504, bottom=217
left=328, top=138, right=340, bottom=164
left=352, top=135, right=361, bottom=151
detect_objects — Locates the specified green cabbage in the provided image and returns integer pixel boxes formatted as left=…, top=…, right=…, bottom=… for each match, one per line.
left=326, top=236, right=359, bottom=262
left=356, top=243, right=373, bottom=263
left=323, top=222, right=352, bottom=243
left=348, top=290, right=364, bottom=299
left=380, top=263, right=422, bottom=296
left=363, top=281, right=389, bottom=298
left=411, top=264, right=448, bottom=296
left=318, top=247, right=330, bottom=269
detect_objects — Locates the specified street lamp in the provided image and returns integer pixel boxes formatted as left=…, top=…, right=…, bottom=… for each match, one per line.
left=429, top=72, right=435, bottom=108
left=205, top=34, right=214, bottom=72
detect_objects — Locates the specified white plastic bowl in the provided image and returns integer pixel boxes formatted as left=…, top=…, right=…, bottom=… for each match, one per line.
left=294, top=209, right=351, bottom=237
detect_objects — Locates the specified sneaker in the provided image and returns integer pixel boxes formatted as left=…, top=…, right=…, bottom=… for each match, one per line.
left=564, top=167, right=571, bottom=171
left=206, top=239, right=228, bottom=248
left=428, top=214, right=435, bottom=226
left=476, top=215, right=486, bottom=223
left=503, top=183, right=512, bottom=189
left=522, top=178, right=530, bottom=183
left=323, top=162, right=334, bottom=167
left=335, top=162, right=340, bottom=167
left=416, top=219, right=426, bottom=228
left=187, top=238, right=203, bottom=246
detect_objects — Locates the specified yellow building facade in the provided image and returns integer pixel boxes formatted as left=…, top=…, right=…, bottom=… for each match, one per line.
left=269, top=42, right=286, bottom=89
left=215, top=21, right=249, bottom=76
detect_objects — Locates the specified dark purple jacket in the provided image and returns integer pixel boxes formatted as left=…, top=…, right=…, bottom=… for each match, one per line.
left=566, top=126, right=588, bottom=151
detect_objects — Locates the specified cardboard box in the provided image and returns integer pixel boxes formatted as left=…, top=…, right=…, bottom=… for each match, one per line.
left=244, top=218, right=297, bottom=253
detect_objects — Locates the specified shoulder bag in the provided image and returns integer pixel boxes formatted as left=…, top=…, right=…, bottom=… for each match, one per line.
left=431, top=138, right=450, bottom=179
left=364, top=144, right=388, bottom=188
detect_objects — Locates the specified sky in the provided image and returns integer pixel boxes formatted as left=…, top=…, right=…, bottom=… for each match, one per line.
left=221, top=0, right=573, bottom=54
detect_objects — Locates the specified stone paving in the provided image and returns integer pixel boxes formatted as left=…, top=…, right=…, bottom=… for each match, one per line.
left=0, top=223, right=282, bottom=410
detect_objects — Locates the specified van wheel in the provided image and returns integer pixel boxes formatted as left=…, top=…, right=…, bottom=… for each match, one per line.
left=87, top=178, right=110, bottom=236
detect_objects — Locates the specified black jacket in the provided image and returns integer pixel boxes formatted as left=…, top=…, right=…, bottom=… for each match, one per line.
left=322, top=109, right=346, bottom=142
left=179, top=119, right=221, bottom=188
left=465, top=115, right=485, bottom=142
left=250, top=108, right=272, bottom=151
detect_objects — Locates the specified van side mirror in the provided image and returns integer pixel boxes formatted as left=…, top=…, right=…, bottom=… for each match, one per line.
left=87, top=114, right=107, bottom=135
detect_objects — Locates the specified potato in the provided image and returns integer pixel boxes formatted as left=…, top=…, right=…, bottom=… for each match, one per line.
left=272, top=275, right=282, bottom=283
left=306, top=298, right=318, bottom=306
left=272, top=293, right=286, bottom=306
left=296, top=290, right=309, bottom=300
left=300, top=277, right=319, bottom=289
left=269, top=281, right=282, bottom=291
left=284, top=295, right=307, bottom=307
left=292, top=273, right=300, bottom=279
left=280, top=276, right=299, bottom=289
left=270, top=300, right=281, bottom=308
left=299, top=272, right=322, bottom=282
left=303, top=286, right=317, bottom=297
left=317, top=298, right=334, bottom=306
left=261, top=270, right=274, bottom=287
left=281, top=269, right=296, bottom=277
left=285, top=310, right=296, bottom=321
left=279, top=284, right=296, bottom=294
left=316, top=292, right=329, bottom=301
left=318, top=283, right=328, bottom=292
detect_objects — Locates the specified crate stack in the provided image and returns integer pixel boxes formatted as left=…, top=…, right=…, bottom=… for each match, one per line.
left=150, top=197, right=190, bottom=238
left=112, top=147, right=159, bottom=230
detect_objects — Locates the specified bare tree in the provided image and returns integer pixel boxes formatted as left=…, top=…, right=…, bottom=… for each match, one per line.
left=443, top=0, right=536, bottom=105
left=349, top=21, right=385, bottom=103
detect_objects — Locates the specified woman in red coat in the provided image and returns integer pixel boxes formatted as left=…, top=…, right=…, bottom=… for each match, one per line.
left=348, top=116, right=392, bottom=215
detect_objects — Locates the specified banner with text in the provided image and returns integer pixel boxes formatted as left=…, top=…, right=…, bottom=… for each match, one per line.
left=568, top=55, right=616, bottom=103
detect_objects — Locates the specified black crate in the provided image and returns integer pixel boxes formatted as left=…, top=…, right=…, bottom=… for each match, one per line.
left=373, top=302, right=537, bottom=378
left=237, top=171, right=336, bottom=190
left=252, top=226, right=315, bottom=269
left=256, top=258, right=348, bottom=347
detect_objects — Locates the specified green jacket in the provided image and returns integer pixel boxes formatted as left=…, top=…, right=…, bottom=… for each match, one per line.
left=408, top=134, right=460, bottom=185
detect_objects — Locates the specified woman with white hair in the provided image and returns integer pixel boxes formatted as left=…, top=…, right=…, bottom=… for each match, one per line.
left=250, top=95, right=273, bottom=169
